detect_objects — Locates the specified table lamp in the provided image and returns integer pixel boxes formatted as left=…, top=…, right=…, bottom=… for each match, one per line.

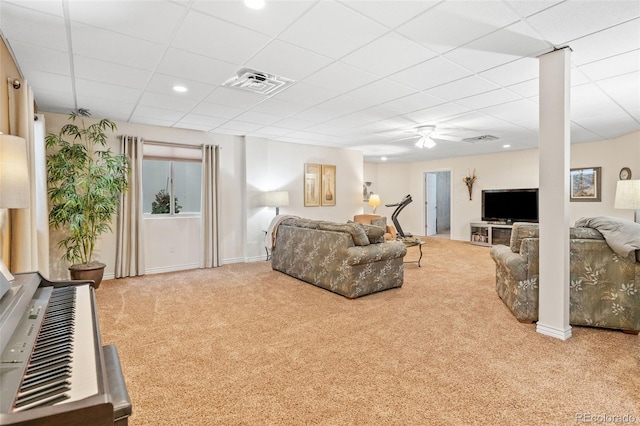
left=614, top=179, right=640, bottom=223
left=264, top=190, right=289, bottom=216
left=368, top=194, right=381, bottom=214
left=0, top=134, right=31, bottom=295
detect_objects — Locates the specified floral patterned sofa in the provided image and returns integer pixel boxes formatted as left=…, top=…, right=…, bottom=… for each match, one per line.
left=490, top=219, right=640, bottom=333
left=271, top=217, right=407, bottom=298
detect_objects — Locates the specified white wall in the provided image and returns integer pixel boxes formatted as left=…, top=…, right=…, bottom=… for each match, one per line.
left=371, top=131, right=640, bottom=242
left=245, top=136, right=363, bottom=260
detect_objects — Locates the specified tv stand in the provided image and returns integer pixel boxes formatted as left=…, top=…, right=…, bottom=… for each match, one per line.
left=470, top=222, right=513, bottom=247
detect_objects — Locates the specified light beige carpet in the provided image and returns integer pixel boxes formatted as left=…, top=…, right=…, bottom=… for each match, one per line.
left=96, top=238, right=639, bottom=425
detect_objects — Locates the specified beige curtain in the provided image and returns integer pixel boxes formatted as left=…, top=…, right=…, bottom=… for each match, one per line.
left=115, top=135, right=145, bottom=278
left=7, top=78, right=49, bottom=275
left=201, top=145, right=220, bottom=268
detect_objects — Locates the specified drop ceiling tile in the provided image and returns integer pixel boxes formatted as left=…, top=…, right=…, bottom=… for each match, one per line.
left=405, top=103, right=471, bottom=124
left=33, top=89, right=75, bottom=113
left=526, top=1, right=639, bottom=45
left=478, top=99, right=538, bottom=124
left=455, top=89, right=522, bottom=110
left=157, top=48, right=237, bottom=86
left=573, top=111, right=640, bottom=139
left=382, top=92, right=445, bottom=115
left=271, top=117, right=316, bottom=131
left=290, top=107, right=343, bottom=123
left=251, top=98, right=308, bottom=117
left=596, top=72, right=640, bottom=113
left=191, top=0, right=313, bottom=37
left=303, top=62, right=380, bottom=93
left=234, top=110, right=282, bottom=126
left=4, top=0, right=64, bottom=16
left=347, top=79, right=415, bottom=105
left=75, top=79, right=142, bottom=103
left=244, top=40, right=333, bottom=81
left=76, top=100, right=135, bottom=122
left=571, top=83, right=626, bottom=120
left=139, top=92, right=200, bottom=112
left=270, top=83, right=339, bottom=107
left=133, top=105, right=185, bottom=122
left=19, top=69, right=72, bottom=96
left=568, top=19, right=640, bottom=65
left=425, top=76, right=501, bottom=101
left=343, top=0, right=438, bottom=29
left=146, top=73, right=215, bottom=100
left=251, top=126, right=294, bottom=137
left=171, top=9, right=270, bottom=64
left=71, top=22, right=165, bottom=70
left=507, top=0, right=564, bottom=17
left=191, top=102, right=244, bottom=119
left=341, top=32, right=438, bottom=77
left=172, top=122, right=215, bottom=132
left=578, top=50, right=640, bottom=82
left=480, top=57, right=539, bottom=87
left=278, top=1, right=388, bottom=59
left=443, top=22, right=551, bottom=73
left=9, top=41, right=70, bottom=76
left=507, top=78, right=539, bottom=98
left=396, top=0, right=520, bottom=54
left=387, top=57, right=472, bottom=91
left=177, top=113, right=227, bottom=128
left=74, top=55, right=151, bottom=89
left=130, top=116, right=177, bottom=127
left=315, top=95, right=371, bottom=116
left=68, top=1, right=185, bottom=44
left=1, top=3, right=68, bottom=51
left=217, top=121, right=264, bottom=133
left=205, top=87, right=265, bottom=109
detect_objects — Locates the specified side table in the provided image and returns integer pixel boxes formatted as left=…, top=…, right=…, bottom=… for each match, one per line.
left=402, top=238, right=425, bottom=267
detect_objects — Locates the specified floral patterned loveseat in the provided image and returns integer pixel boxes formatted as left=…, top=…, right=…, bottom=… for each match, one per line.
left=490, top=220, right=640, bottom=333
left=271, top=218, right=407, bottom=298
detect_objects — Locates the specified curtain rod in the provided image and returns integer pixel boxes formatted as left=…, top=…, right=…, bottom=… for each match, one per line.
left=120, top=137, right=221, bottom=150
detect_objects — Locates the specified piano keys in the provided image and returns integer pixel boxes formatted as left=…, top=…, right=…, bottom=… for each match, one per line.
left=0, top=272, right=131, bottom=426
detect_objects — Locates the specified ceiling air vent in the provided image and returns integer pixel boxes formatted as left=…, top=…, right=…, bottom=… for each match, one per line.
left=223, top=68, right=295, bottom=96
left=462, top=134, right=499, bottom=143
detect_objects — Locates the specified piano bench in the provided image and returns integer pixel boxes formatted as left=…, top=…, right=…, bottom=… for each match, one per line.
left=103, top=344, right=133, bottom=425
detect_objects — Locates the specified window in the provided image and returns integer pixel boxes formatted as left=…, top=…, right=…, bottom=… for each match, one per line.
left=143, top=159, right=202, bottom=215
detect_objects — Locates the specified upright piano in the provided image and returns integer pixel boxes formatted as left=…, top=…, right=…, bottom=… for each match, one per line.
left=0, top=272, right=132, bottom=425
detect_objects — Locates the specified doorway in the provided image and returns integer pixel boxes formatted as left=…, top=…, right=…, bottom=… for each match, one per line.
left=424, top=171, right=451, bottom=238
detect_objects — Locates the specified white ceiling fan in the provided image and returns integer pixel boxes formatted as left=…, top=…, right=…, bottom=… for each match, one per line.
left=413, top=125, right=462, bottom=149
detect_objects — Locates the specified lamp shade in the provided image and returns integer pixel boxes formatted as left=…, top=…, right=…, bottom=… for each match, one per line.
left=0, top=135, right=30, bottom=208
left=614, top=180, right=640, bottom=209
left=264, top=190, right=289, bottom=207
left=368, top=194, right=381, bottom=207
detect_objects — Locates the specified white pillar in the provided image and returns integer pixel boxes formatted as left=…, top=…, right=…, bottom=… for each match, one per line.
left=537, top=47, right=572, bottom=340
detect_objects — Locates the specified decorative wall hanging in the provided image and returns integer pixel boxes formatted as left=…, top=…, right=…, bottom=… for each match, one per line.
left=304, top=163, right=321, bottom=207
left=462, top=169, right=477, bottom=201
left=570, top=167, right=601, bottom=202
left=321, top=164, right=336, bottom=206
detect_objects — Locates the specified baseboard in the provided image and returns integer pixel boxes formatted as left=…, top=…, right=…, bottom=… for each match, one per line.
left=536, top=322, right=572, bottom=340
left=104, top=272, right=115, bottom=281
left=221, top=257, right=248, bottom=265
left=145, top=263, right=200, bottom=275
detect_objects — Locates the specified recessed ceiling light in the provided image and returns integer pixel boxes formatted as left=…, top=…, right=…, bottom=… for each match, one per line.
left=502, top=144, right=511, bottom=148
left=173, top=85, right=187, bottom=93
left=381, top=156, right=387, bottom=161
left=244, top=0, right=265, bottom=10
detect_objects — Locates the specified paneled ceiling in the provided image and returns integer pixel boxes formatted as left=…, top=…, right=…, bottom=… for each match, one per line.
left=1, top=0, right=639, bottom=162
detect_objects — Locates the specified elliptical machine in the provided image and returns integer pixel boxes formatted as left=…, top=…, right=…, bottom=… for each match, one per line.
left=385, top=194, right=413, bottom=238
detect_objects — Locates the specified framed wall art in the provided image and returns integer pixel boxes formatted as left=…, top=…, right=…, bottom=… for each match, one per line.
left=304, top=163, right=321, bottom=207
left=570, top=166, right=601, bottom=202
left=321, top=164, right=336, bottom=207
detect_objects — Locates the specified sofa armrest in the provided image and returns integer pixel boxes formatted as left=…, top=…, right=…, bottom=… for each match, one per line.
left=490, top=244, right=528, bottom=282
left=346, top=241, right=407, bottom=266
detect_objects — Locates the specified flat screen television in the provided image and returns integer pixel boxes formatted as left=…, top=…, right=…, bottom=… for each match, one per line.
left=482, top=188, right=539, bottom=223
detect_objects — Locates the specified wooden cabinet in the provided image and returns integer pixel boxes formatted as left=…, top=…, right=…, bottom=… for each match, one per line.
left=470, top=222, right=513, bottom=247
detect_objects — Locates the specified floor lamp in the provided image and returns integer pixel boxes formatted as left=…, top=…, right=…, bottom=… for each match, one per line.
left=0, top=135, right=31, bottom=297
left=614, top=180, right=640, bottom=223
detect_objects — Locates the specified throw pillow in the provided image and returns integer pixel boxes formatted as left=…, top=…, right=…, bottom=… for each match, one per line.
left=361, top=224, right=386, bottom=244
left=371, top=217, right=387, bottom=229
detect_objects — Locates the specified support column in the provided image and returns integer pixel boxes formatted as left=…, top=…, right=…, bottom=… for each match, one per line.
left=537, top=47, right=572, bottom=340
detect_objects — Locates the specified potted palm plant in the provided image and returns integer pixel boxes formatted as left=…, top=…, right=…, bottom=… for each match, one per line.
left=46, top=109, right=129, bottom=288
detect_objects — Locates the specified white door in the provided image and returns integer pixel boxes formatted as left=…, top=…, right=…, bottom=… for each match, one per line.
left=425, top=173, right=437, bottom=236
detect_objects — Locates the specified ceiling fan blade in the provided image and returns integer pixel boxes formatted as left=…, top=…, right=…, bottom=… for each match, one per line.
left=431, top=134, right=462, bottom=142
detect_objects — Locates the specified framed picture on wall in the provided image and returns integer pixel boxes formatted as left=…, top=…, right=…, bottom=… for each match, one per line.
left=304, top=163, right=321, bottom=207
left=321, top=164, right=336, bottom=206
left=570, top=166, right=601, bottom=202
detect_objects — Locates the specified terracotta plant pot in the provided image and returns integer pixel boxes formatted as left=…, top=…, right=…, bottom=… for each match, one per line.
left=69, top=262, right=106, bottom=289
